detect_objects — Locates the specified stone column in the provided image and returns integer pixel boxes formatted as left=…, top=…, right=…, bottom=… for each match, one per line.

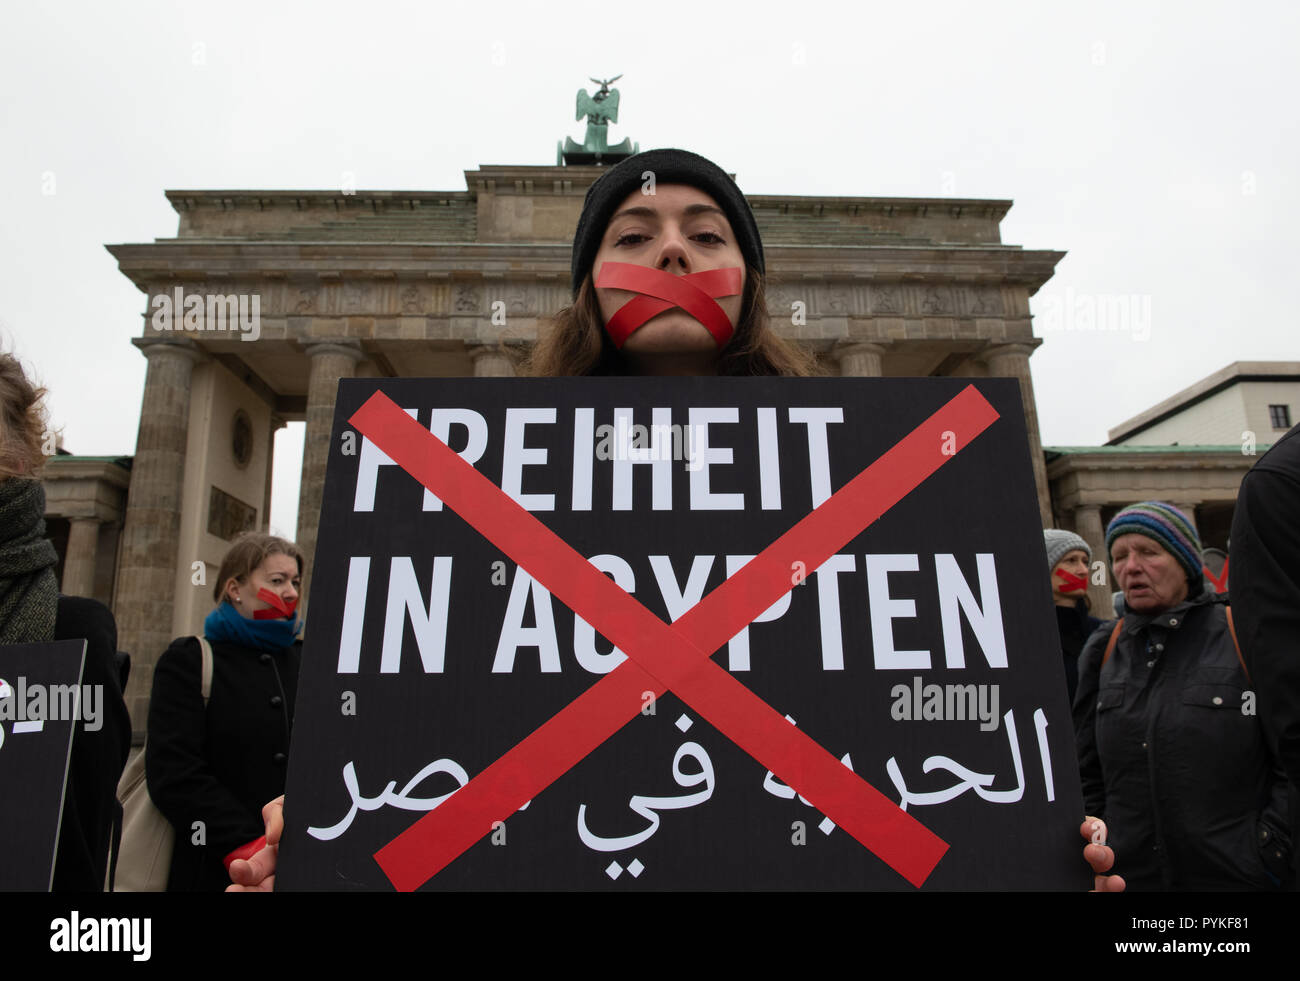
left=61, top=517, right=101, bottom=598
left=467, top=342, right=520, bottom=377
left=832, top=341, right=887, bottom=377
left=263, top=413, right=286, bottom=533
left=117, top=337, right=204, bottom=723
left=1072, top=504, right=1115, bottom=616
left=980, top=341, right=1051, bottom=526
left=295, top=341, right=364, bottom=605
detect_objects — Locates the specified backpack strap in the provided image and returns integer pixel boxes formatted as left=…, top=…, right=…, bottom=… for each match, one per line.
left=1225, top=606, right=1251, bottom=685
left=197, top=636, right=214, bottom=703
left=1098, top=610, right=1251, bottom=684
left=1100, top=618, right=1124, bottom=670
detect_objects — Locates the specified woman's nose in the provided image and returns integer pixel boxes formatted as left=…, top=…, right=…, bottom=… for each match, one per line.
left=654, top=226, right=690, bottom=273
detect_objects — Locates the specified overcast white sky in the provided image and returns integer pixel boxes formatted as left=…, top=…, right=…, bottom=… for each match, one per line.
left=2, top=0, right=1295, bottom=537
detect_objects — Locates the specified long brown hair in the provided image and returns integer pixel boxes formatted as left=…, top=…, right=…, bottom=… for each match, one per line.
left=0, top=351, right=54, bottom=480
left=526, top=263, right=820, bottom=378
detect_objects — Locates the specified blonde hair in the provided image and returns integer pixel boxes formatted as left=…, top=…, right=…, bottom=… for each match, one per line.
left=212, top=532, right=304, bottom=605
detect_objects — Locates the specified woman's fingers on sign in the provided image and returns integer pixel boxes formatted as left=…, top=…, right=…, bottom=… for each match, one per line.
left=226, top=796, right=285, bottom=891
left=264, top=795, right=285, bottom=846
left=225, top=848, right=276, bottom=892
left=1080, top=817, right=1125, bottom=892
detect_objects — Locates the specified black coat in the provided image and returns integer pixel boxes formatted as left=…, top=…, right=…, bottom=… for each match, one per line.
left=146, top=633, right=299, bottom=891
left=1054, top=600, right=1103, bottom=705
left=1073, top=588, right=1293, bottom=890
left=52, top=595, right=132, bottom=891
left=1230, top=422, right=1300, bottom=788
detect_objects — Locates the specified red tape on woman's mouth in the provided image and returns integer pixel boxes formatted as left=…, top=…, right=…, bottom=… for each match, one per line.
left=595, top=262, right=742, bottom=348
left=1054, top=569, right=1087, bottom=593
left=254, top=587, right=297, bottom=620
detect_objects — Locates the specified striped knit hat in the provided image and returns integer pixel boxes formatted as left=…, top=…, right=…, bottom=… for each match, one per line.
left=1105, top=501, right=1203, bottom=594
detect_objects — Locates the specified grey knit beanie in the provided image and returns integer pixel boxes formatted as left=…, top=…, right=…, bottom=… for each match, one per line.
left=1044, top=529, right=1092, bottom=572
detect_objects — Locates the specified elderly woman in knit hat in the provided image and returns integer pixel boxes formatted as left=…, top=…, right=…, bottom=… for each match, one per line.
left=1043, top=529, right=1103, bottom=704
left=1073, top=501, right=1293, bottom=890
left=228, top=148, right=1123, bottom=890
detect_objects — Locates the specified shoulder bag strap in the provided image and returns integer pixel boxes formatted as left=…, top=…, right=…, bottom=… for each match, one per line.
left=197, top=636, right=214, bottom=703
left=1224, top=606, right=1251, bottom=685
left=1100, top=618, right=1124, bottom=671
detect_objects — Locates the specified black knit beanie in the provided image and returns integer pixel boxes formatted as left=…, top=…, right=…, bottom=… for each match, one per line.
left=570, top=148, right=765, bottom=297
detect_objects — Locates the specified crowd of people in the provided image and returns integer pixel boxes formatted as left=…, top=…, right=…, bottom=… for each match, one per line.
left=2, top=147, right=1295, bottom=892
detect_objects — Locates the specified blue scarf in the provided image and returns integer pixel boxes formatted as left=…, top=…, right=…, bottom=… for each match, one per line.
left=203, top=600, right=302, bottom=652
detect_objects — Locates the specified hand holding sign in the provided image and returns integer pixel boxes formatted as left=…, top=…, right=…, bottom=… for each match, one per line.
left=1081, top=817, right=1125, bottom=892
left=226, top=796, right=284, bottom=893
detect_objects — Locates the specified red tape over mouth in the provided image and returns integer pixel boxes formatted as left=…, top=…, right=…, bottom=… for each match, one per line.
left=595, top=262, right=742, bottom=349
left=1054, top=569, right=1088, bottom=592
left=253, top=587, right=297, bottom=620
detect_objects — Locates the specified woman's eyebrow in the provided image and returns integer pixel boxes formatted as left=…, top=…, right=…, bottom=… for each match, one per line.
left=681, top=203, right=727, bottom=219
left=609, top=205, right=656, bottom=222
left=608, top=203, right=728, bottom=223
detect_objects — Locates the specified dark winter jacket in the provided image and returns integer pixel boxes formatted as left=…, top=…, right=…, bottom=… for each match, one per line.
left=146, top=634, right=299, bottom=891
left=1054, top=600, right=1103, bottom=705
left=1073, top=587, right=1293, bottom=890
left=52, top=595, right=132, bottom=891
left=1230, top=423, right=1300, bottom=790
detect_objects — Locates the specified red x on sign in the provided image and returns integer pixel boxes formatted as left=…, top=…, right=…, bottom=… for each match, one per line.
left=348, top=384, right=1001, bottom=890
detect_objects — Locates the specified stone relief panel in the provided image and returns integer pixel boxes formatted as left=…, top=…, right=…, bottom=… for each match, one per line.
left=962, top=287, right=1003, bottom=316
left=765, top=283, right=794, bottom=315
left=342, top=282, right=372, bottom=313
left=503, top=285, right=530, bottom=314
left=454, top=284, right=482, bottom=314
left=920, top=286, right=954, bottom=315
left=293, top=288, right=319, bottom=314
left=868, top=284, right=901, bottom=315
left=820, top=289, right=848, bottom=315
left=765, top=283, right=810, bottom=325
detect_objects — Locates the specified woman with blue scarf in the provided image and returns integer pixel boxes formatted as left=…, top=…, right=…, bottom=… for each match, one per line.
left=146, top=532, right=303, bottom=891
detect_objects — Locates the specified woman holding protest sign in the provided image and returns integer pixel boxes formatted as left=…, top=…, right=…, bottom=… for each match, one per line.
left=0, top=350, right=131, bottom=891
left=1073, top=501, right=1293, bottom=890
left=228, top=147, right=1122, bottom=891
left=146, top=532, right=304, bottom=890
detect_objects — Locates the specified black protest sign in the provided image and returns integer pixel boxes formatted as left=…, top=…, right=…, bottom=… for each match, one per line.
left=0, top=640, right=86, bottom=891
left=278, top=377, right=1090, bottom=890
